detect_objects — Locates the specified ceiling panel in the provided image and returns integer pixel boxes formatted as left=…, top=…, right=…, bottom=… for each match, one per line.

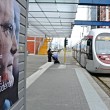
left=44, top=12, right=59, bottom=17
left=61, top=28, right=72, bottom=30
left=29, top=12, right=45, bottom=17
left=42, top=30, right=51, bottom=33
left=31, top=25, right=44, bottom=29
left=28, top=30, right=43, bottom=36
left=62, top=26, right=71, bottom=29
left=29, top=3, right=41, bottom=11
left=60, top=13, right=76, bottom=18
left=35, top=18, right=49, bottom=22
left=40, top=22, right=51, bottom=25
left=46, top=28, right=55, bottom=31
left=51, top=22, right=61, bottom=26
left=61, top=19, right=74, bottom=22
left=48, top=18, right=60, bottom=22
left=28, top=28, right=44, bottom=33
left=39, top=4, right=57, bottom=11
left=56, top=0, right=78, bottom=3
left=28, top=18, right=36, bottom=21
left=29, top=0, right=36, bottom=2
left=28, top=13, right=32, bottom=17
left=44, top=25, right=53, bottom=29
left=61, top=23, right=71, bottom=26
left=35, top=0, right=55, bottom=2
left=53, top=26, right=62, bottom=29
left=28, top=21, right=41, bottom=25
left=49, top=31, right=57, bottom=33
left=57, top=4, right=77, bottom=12
left=28, top=1, right=78, bottom=37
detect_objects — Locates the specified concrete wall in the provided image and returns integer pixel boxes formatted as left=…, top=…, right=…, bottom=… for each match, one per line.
left=11, top=0, right=29, bottom=110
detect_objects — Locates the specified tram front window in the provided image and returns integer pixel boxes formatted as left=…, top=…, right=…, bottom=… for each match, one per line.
left=96, top=35, right=110, bottom=54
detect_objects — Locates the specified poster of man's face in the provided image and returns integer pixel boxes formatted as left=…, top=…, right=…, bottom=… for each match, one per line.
left=0, top=0, right=20, bottom=110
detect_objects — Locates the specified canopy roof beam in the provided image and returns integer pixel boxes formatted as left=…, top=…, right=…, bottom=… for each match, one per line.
left=79, top=0, right=110, bottom=6
left=73, top=20, right=110, bottom=26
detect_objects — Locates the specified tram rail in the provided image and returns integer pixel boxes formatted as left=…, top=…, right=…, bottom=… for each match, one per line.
left=91, top=74, right=110, bottom=97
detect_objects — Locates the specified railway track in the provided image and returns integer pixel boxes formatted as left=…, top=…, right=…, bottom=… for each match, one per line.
left=91, top=74, right=110, bottom=97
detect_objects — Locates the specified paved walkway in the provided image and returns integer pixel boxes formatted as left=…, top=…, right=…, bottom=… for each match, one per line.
left=26, top=55, right=47, bottom=77
left=26, top=52, right=110, bottom=110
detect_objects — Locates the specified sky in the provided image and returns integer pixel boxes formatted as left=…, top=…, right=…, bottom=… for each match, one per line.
left=70, top=5, right=88, bottom=46
left=52, top=6, right=88, bottom=49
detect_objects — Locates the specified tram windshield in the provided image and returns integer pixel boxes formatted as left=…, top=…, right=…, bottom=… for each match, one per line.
left=95, top=34, right=110, bottom=54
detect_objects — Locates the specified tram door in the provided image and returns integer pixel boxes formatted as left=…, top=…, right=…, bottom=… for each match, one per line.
left=87, top=39, right=93, bottom=60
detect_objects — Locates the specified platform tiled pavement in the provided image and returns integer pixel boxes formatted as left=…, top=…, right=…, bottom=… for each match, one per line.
left=26, top=55, right=47, bottom=77
left=26, top=64, right=90, bottom=110
left=26, top=51, right=110, bottom=110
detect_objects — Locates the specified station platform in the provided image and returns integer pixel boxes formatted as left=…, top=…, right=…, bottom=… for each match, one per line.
left=26, top=52, right=110, bottom=110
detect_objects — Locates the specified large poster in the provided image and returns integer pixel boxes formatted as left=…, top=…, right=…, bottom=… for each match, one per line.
left=0, top=0, right=20, bottom=110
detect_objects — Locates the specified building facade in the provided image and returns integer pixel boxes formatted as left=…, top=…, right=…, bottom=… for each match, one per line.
left=99, top=6, right=110, bottom=28
left=27, top=37, right=43, bottom=54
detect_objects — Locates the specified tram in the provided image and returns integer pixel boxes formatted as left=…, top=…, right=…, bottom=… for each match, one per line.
left=72, top=28, right=110, bottom=73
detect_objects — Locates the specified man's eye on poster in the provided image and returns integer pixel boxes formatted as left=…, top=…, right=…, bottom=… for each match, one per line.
left=0, top=0, right=20, bottom=110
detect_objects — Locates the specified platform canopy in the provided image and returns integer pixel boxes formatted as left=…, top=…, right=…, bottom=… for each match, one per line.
left=27, top=0, right=78, bottom=38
